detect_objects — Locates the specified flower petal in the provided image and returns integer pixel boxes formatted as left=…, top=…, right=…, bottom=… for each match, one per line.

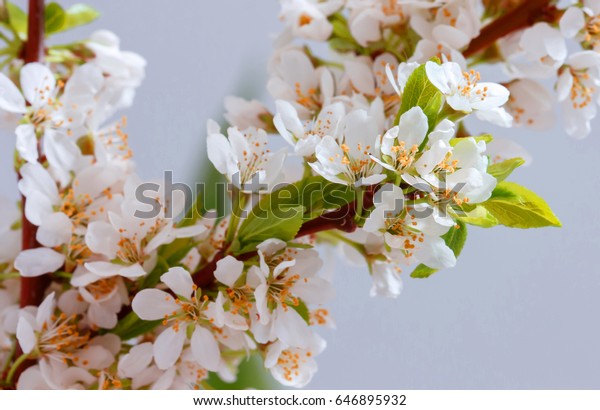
left=191, top=326, right=221, bottom=372
left=36, top=212, right=72, bottom=247
left=274, top=305, right=312, bottom=349
left=560, top=7, right=585, bottom=39
left=85, top=261, right=147, bottom=278
left=20, top=63, right=56, bottom=108
left=160, top=267, right=194, bottom=298
left=15, top=124, right=38, bottom=163
left=118, top=342, right=154, bottom=378
left=153, top=327, right=186, bottom=370
left=206, top=132, right=237, bottom=178
left=85, top=221, right=120, bottom=259
left=214, top=255, right=244, bottom=288
left=0, top=72, right=25, bottom=112
left=36, top=292, right=56, bottom=325
left=132, top=289, right=179, bottom=320
left=15, top=248, right=65, bottom=277
left=16, top=314, right=37, bottom=354
left=397, top=107, right=429, bottom=147
left=274, top=99, right=304, bottom=142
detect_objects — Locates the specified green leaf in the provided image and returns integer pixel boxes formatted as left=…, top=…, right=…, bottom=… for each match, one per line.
left=483, top=182, right=561, bottom=229
left=410, top=220, right=467, bottom=278
left=46, top=47, right=78, bottom=64
left=295, top=176, right=356, bottom=220
left=331, top=18, right=352, bottom=40
left=6, top=2, right=27, bottom=36
left=396, top=62, right=443, bottom=131
left=60, top=4, right=99, bottom=32
left=410, top=263, right=437, bottom=279
left=487, top=157, right=525, bottom=182
left=329, top=12, right=360, bottom=50
left=290, top=299, right=310, bottom=325
left=235, top=176, right=355, bottom=253
left=236, top=205, right=305, bottom=255
left=457, top=205, right=498, bottom=228
left=329, top=37, right=361, bottom=53
left=252, top=176, right=355, bottom=222
left=208, top=354, right=276, bottom=389
left=162, top=239, right=197, bottom=266
left=450, top=133, right=493, bottom=146
left=44, top=2, right=66, bottom=35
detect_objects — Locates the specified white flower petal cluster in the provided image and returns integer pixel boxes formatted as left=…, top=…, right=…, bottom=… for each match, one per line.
left=0, top=0, right=582, bottom=390
left=211, top=1, right=511, bottom=310
left=279, top=0, right=344, bottom=41
left=489, top=0, right=600, bottom=138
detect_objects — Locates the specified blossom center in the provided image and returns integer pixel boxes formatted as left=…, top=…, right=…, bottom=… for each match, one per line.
left=567, top=68, right=595, bottom=110
left=458, top=69, right=483, bottom=98
left=39, top=313, right=89, bottom=360
left=86, top=277, right=118, bottom=301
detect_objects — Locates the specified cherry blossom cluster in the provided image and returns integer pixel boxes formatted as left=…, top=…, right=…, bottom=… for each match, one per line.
left=0, top=20, right=331, bottom=389
left=254, top=0, right=600, bottom=139
left=0, top=0, right=575, bottom=390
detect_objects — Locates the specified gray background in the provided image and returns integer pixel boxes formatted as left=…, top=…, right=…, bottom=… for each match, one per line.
left=2, top=0, right=599, bottom=389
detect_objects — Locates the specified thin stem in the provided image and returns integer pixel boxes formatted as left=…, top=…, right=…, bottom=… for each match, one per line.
left=354, top=186, right=364, bottom=224
left=225, top=188, right=245, bottom=246
left=0, top=1, right=8, bottom=22
left=318, top=230, right=366, bottom=256
left=302, top=164, right=313, bottom=179
left=6, top=354, right=29, bottom=385
left=394, top=173, right=402, bottom=186
left=0, top=342, right=16, bottom=376
left=52, top=271, right=73, bottom=280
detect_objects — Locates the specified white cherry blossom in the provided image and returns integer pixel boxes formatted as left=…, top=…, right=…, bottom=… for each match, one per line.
left=247, top=242, right=333, bottom=349
left=279, top=0, right=343, bottom=41
left=132, top=267, right=222, bottom=371
left=309, top=109, right=386, bottom=186
left=425, top=61, right=510, bottom=116
left=207, top=120, right=286, bottom=187
left=556, top=50, right=600, bottom=138
left=274, top=100, right=345, bottom=157
left=267, top=48, right=334, bottom=118
left=363, top=184, right=457, bottom=269
left=264, top=332, right=326, bottom=388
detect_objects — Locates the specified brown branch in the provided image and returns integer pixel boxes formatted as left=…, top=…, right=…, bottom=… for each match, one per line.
left=463, top=0, right=554, bottom=58
left=193, top=249, right=226, bottom=289
left=23, top=0, right=44, bottom=64
left=11, top=0, right=46, bottom=388
left=192, top=186, right=377, bottom=288
left=19, top=0, right=46, bottom=310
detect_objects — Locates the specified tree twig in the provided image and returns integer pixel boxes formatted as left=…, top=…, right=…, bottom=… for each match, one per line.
left=19, top=0, right=47, bottom=310
left=192, top=186, right=377, bottom=287
left=464, top=0, right=554, bottom=58
left=12, top=0, right=46, bottom=388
